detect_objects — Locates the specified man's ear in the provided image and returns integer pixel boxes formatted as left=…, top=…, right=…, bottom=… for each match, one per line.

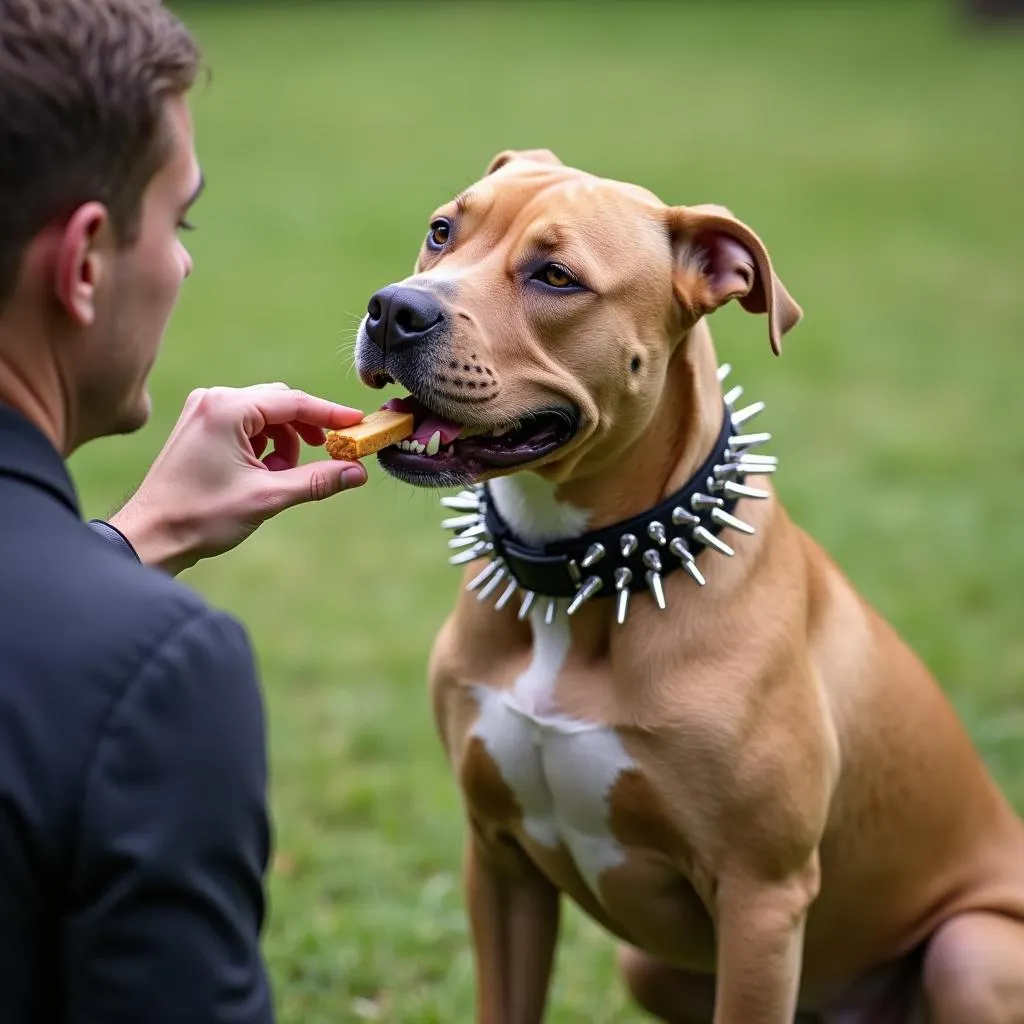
left=484, top=148, right=564, bottom=176
left=667, top=203, right=802, bottom=356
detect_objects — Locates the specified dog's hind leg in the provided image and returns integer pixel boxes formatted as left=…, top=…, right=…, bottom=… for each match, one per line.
left=922, top=910, right=1024, bottom=1023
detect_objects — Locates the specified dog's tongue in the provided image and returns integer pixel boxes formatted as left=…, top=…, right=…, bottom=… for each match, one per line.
left=383, top=396, right=463, bottom=445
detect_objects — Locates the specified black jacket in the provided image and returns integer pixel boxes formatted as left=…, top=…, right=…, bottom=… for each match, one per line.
left=0, top=403, right=273, bottom=1022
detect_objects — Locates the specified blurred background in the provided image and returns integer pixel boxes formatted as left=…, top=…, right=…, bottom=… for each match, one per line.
left=69, top=1, right=1024, bottom=1020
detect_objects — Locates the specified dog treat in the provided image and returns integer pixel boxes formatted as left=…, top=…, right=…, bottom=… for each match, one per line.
left=325, top=409, right=415, bottom=461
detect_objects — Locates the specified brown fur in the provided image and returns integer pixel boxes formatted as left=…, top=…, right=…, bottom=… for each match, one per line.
left=387, top=151, right=1024, bottom=1022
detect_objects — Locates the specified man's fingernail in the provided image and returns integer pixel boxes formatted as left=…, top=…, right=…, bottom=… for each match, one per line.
left=341, top=467, right=367, bottom=489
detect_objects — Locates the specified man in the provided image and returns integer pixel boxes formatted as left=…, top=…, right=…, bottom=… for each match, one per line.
left=0, top=2, right=367, bottom=1020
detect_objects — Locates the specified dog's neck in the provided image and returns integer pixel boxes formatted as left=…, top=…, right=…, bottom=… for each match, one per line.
left=491, top=324, right=726, bottom=544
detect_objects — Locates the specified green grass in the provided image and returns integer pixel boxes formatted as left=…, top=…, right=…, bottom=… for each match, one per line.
left=69, top=2, right=1024, bottom=1020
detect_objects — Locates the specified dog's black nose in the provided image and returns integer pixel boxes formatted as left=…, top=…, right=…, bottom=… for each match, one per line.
left=364, top=285, right=445, bottom=353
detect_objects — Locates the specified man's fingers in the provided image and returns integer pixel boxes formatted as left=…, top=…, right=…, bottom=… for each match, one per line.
left=294, top=422, right=327, bottom=447
left=261, top=423, right=300, bottom=472
left=259, top=458, right=368, bottom=514
left=239, top=388, right=366, bottom=436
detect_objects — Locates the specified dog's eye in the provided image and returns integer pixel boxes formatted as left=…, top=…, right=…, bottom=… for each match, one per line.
left=427, top=218, right=451, bottom=250
left=535, top=263, right=579, bottom=289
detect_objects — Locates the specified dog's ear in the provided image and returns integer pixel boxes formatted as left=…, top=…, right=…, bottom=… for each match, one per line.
left=484, top=148, right=564, bottom=176
left=668, top=203, right=801, bottom=356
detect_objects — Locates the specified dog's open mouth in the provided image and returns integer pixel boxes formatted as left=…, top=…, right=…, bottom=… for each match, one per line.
left=375, top=395, right=579, bottom=484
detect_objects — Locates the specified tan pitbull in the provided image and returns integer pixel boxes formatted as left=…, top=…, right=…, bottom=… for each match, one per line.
left=351, top=149, right=1024, bottom=1023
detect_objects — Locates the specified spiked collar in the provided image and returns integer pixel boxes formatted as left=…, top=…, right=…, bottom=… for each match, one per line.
left=439, top=363, right=775, bottom=625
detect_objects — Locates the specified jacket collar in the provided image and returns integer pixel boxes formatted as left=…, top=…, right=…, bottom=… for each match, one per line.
left=0, top=403, right=79, bottom=515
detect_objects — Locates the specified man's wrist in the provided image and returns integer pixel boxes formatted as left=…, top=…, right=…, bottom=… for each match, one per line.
left=108, top=502, right=198, bottom=577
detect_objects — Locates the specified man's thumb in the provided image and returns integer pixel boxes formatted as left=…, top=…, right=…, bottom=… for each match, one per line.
left=268, top=459, right=367, bottom=512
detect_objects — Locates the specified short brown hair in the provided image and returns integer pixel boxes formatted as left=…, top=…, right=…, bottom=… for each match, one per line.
left=0, top=0, right=201, bottom=309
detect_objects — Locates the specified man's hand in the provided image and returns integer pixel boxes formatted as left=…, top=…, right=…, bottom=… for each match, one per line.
left=108, top=383, right=368, bottom=575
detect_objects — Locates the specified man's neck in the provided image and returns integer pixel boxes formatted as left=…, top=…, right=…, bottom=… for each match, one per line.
left=0, top=320, right=71, bottom=456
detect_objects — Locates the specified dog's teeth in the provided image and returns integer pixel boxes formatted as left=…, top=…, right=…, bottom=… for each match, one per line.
left=711, top=507, right=757, bottom=535
left=494, top=578, right=518, bottom=611
left=581, top=543, right=606, bottom=569
left=692, top=526, right=734, bottom=557
left=425, top=431, right=441, bottom=457
left=647, top=521, right=667, bottom=546
left=567, top=575, right=603, bottom=615
left=723, top=385, right=744, bottom=407
left=518, top=591, right=537, bottom=620
left=449, top=540, right=492, bottom=565
left=544, top=598, right=558, bottom=625
left=728, top=431, right=772, bottom=451
left=619, top=533, right=638, bottom=557
left=614, top=567, right=632, bottom=625
left=467, top=558, right=502, bottom=592
left=645, top=570, right=666, bottom=610
left=691, top=493, right=724, bottom=512
left=671, top=506, right=700, bottom=527
left=731, top=401, right=765, bottom=427
left=721, top=481, right=770, bottom=501
left=476, top=564, right=508, bottom=601
left=717, top=363, right=732, bottom=382
left=442, top=513, right=481, bottom=531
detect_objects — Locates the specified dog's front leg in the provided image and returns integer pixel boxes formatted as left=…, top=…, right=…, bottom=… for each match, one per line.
left=712, top=856, right=820, bottom=1024
left=466, top=824, right=560, bottom=1024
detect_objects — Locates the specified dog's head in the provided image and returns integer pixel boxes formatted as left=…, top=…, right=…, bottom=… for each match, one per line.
left=353, top=148, right=801, bottom=489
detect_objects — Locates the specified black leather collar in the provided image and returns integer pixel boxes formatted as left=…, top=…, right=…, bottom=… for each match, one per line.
left=441, top=367, right=776, bottom=623
left=481, top=403, right=748, bottom=603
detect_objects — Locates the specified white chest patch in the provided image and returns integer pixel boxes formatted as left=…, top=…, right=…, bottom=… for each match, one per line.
left=470, top=604, right=637, bottom=901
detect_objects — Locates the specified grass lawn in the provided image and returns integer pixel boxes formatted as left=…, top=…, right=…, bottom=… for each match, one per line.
left=69, top=2, right=1024, bottom=1020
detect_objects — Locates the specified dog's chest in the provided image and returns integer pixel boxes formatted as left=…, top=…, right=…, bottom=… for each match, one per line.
left=467, top=607, right=637, bottom=899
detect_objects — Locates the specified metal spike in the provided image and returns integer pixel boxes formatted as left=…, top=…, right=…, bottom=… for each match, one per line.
left=692, top=526, right=735, bottom=557
left=449, top=541, right=492, bottom=565
left=670, top=539, right=706, bottom=585
left=494, top=578, right=518, bottom=611
left=738, top=453, right=778, bottom=467
left=669, top=537, right=695, bottom=563
left=730, top=401, right=765, bottom=428
left=728, top=431, right=772, bottom=451
left=647, top=521, right=667, bottom=546
left=717, top=362, right=732, bottom=382
left=684, top=560, right=706, bottom=586
left=477, top=566, right=508, bottom=601
left=620, top=533, right=638, bottom=557
left=581, top=542, right=606, bottom=569
left=567, top=559, right=582, bottom=585
left=567, top=575, right=603, bottom=615
left=722, top=481, right=770, bottom=500
left=440, top=494, right=482, bottom=511
left=645, top=570, right=666, bottom=610
left=614, top=567, right=632, bottom=626
left=723, top=385, right=744, bottom=407
left=672, top=506, right=701, bottom=527
left=442, top=513, right=483, bottom=531
left=544, top=598, right=558, bottom=625
left=711, top=507, right=756, bottom=535
left=642, top=549, right=663, bottom=572
left=518, top=591, right=537, bottom=620
left=691, top=493, right=724, bottom=512
left=712, top=463, right=746, bottom=481
left=737, top=458, right=777, bottom=475
left=467, top=558, right=502, bottom=592
left=448, top=523, right=488, bottom=547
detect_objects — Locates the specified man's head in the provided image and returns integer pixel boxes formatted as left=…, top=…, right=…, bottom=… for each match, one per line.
left=0, top=0, right=202, bottom=450
left=353, top=148, right=801, bottom=490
